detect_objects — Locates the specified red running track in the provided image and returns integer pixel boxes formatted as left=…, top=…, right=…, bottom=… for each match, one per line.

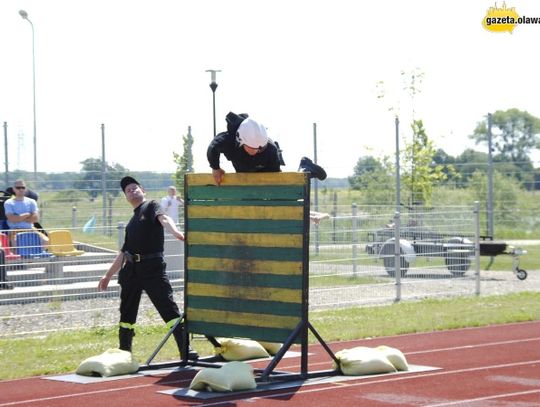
left=0, top=321, right=539, bottom=406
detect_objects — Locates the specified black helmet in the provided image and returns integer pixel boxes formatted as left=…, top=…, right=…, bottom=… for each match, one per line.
left=225, top=112, right=249, bottom=136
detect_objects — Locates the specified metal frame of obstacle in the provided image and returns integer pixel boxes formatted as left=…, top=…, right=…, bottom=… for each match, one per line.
left=177, top=172, right=338, bottom=381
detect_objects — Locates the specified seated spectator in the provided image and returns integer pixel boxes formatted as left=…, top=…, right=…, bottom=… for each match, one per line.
left=3, top=180, right=48, bottom=246
left=0, top=192, right=10, bottom=232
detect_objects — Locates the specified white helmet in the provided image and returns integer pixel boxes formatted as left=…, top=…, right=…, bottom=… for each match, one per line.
left=237, top=118, right=269, bottom=148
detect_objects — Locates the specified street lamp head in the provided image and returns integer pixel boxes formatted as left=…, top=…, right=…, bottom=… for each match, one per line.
left=19, top=10, right=29, bottom=19
left=205, top=69, right=221, bottom=84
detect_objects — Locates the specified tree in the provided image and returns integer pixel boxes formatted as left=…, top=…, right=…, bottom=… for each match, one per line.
left=451, top=148, right=488, bottom=187
left=401, top=120, right=454, bottom=206
left=348, top=155, right=395, bottom=204
left=173, top=127, right=194, bottom=195
left=468, top=169, right=521, bottom=226
left=432, top=148, right=462, bottom=186
left=470, top=109, right=540, bottom=167
left=348, top=156, right=387, bottom=190
left=74, top=158, right=128, bottom=198
left=375, top=69, right=457, bottom=205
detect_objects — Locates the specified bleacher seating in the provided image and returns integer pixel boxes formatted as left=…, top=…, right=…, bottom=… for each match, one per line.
left=0, top=233, right=21, bottom=261
left=15, top=231, right=53, bottom=259
left=48, top=230, right=85, bottom=256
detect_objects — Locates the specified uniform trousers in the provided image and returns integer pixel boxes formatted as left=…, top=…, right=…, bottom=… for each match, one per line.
left=118, top=258, right=180, bottom=327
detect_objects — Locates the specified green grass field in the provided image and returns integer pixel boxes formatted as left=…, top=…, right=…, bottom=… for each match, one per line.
left=1, top=291, right=538, bottom=380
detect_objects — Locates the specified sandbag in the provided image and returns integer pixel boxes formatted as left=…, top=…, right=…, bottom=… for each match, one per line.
left=76, top=348, right=139, bottom=377
left=190, top=361, right=257, bottom=392
left=258, top=341, right=282, bottom=355
left=333, top=346, right=396, bottom=376
left=214, top=338, right=270, bottom=361
left=376, top=345, right=409, bottom=371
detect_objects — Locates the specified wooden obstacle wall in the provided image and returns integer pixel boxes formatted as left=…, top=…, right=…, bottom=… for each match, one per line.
left=184, top=172, right=310, bottom=344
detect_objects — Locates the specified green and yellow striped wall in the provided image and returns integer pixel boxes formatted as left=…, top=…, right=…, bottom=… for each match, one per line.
left=184, top=172, right=310, bottom=343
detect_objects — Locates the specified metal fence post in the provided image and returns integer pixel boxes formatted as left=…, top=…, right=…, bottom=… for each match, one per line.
left=117, top=222, right=125, bottom=250
left=474, top=201, right=481, bottom=296
left=108, top=196, right=114, bottom=236
left=312, top=122, right=321, bottom=257
left=3, top=122, right=9, bottom=187
left=71, top=206, right=77, bottom=228
left=352, top=203, right=358, bottom=276
left=101, top=123, right=107, bottom=235
left=332, top=191, right=337, bottom=244
left=394, top=211, right=401, bottom=302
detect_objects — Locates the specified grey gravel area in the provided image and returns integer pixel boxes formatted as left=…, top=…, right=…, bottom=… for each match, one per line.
left=0, top=295, right=168, bottom=337
left=1, top=266, right=539, bottom=337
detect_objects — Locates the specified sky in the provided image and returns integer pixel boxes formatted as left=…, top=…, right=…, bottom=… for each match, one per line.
left=1, top=0, right=539, bottom=179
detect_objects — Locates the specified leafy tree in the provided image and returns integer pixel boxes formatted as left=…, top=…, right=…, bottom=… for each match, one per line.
left=534, top=168, right=540, bottom=191
left=348, top=155, right=395, bottom=204
left=173, top=127, right=194, bottom=195
left=74, top=158, right=128, bottom=198
left=468, top=170, right=521, bottom=227
left=348, top=156, right=387, bottom=190
left=492, top=156, right=534, bottom=187
left=451, top=149, right=488, bottom=187
left=470, top=108, right=540, bottom=167
left=452, top=148, right=533, bottom=189
left=401, top=120, right=455, bottom=206
left=432, top=148, right=462, bottom=186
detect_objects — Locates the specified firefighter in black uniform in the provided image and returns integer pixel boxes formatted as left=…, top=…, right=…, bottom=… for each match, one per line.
left=207, top=112, right=327, bottom=185
left=207, top=114, right=282, bottom=185
left=98, top=176, right=197, bottom=359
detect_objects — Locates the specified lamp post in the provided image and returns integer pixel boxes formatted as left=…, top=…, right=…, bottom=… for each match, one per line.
left=19, top=10, right=37, bottom=179
left=205, top=69, right=221, bottom=138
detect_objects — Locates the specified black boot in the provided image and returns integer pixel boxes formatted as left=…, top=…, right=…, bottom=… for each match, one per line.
left=172, top=323, right=199, bottom=360
left=119, top=327, right=135, bottom=352
left=298, top=157, right=327, bottom=180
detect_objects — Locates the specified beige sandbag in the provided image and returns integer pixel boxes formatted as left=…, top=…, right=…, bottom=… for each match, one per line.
left=214, top=338, right=270, bottom=361
left=76, top=348, right=139, bottom=377
left=190, top=361, right=257, bottom=392
left=333, top=346, right=396, bottom=376
left=258, top=341, right=282, bottom=355
left=376, top=345, right=409, bottom=371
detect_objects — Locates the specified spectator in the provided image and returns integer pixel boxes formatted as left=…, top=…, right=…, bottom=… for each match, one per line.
left=0, top=185, right=39, bottom=231
left=3, top=180, right=48, bottom=245
left=160, top=186, right=183, bottom=224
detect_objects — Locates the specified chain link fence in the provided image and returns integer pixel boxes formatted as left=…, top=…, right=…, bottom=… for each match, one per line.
left=1, top=201, right=537, bottom=338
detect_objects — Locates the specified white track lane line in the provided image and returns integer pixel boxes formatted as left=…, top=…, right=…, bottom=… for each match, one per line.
left=425, top=389, right=540, bottom=406
left=0, top=377, right=192, bottom=407
left=2, top=360, right=539, bottom=406
left=2, top=336, right=539, bottom=406
left=277, top=336, right=540, bottom=370
left=197, top=359, right=540, bottom=407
